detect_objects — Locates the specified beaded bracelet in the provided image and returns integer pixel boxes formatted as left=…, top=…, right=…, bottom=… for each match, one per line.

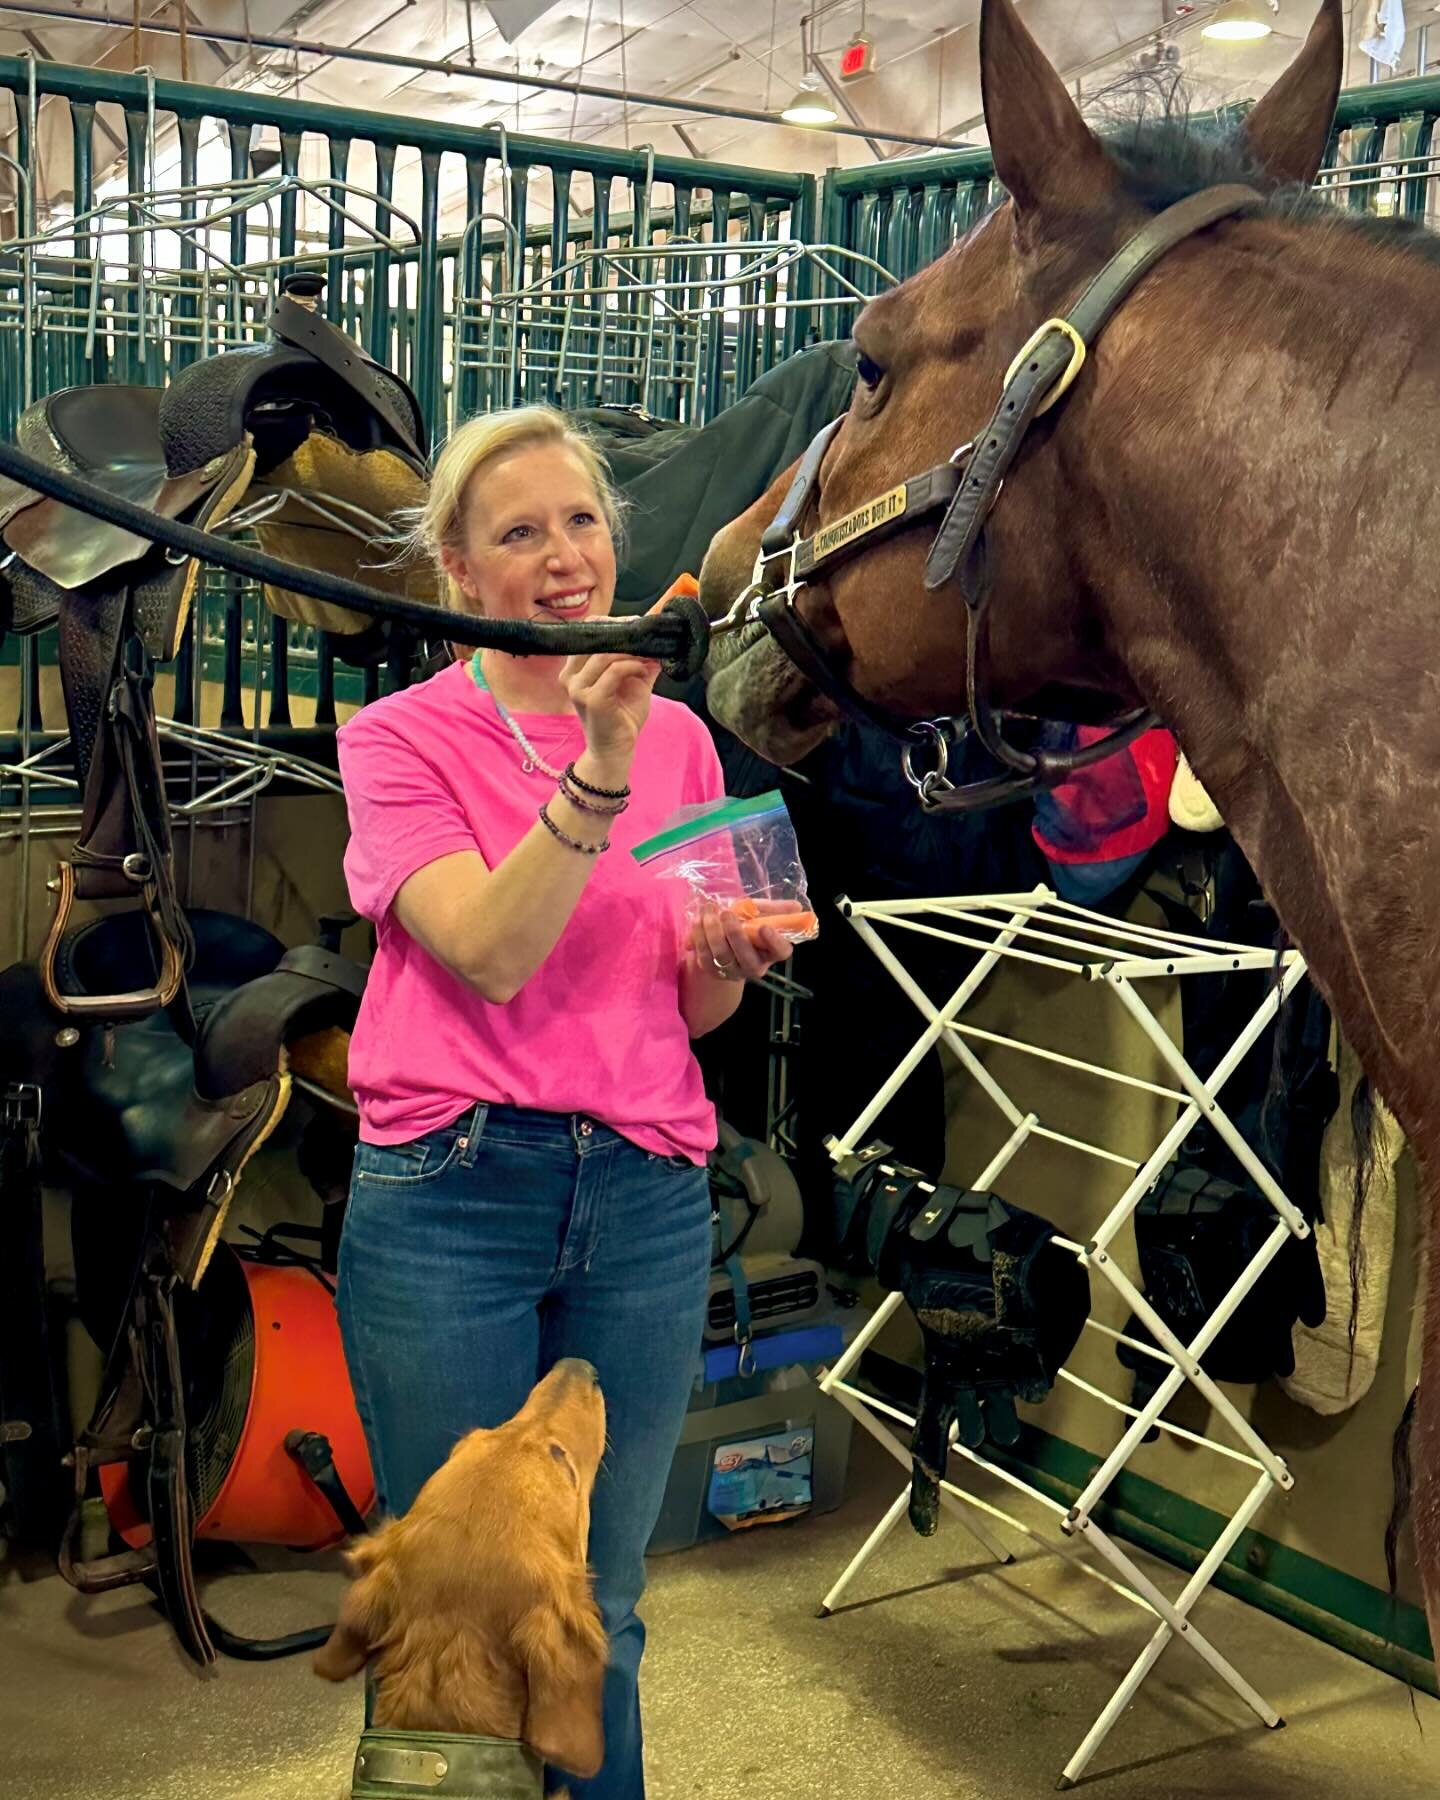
left=538, top=800, right=608, bottom=856
left=563, top=761, right=631, bottom=802
left=557, top=774, right=629, bottom=817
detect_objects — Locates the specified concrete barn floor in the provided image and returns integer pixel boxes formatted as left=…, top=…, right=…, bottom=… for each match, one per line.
left=2, top=1425, right=1435, bottom=1800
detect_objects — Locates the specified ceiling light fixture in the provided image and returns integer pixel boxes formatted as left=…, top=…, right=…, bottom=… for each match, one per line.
left=1201, top=1, right=1275, bottom=42
left=780, top=78, right=838, bottom=125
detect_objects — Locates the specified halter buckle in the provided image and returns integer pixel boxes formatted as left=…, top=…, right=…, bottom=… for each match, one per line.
left=1004, top=318, right=1088, bottom=417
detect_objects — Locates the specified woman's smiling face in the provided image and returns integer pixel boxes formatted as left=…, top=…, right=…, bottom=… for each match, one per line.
left=442, top=441, right=618, bottom=626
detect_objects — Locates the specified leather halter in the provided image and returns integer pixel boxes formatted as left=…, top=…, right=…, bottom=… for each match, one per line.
left=736, top=183, right=1265, bottom=813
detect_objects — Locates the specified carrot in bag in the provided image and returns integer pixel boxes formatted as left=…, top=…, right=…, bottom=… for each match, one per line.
left=630, top=790, right=819, bottom=947
left=740, top=910, right=818, bottom=944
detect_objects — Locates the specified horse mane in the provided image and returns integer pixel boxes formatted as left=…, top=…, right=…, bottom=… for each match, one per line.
left=1081, top=67, right=1440, bottom=272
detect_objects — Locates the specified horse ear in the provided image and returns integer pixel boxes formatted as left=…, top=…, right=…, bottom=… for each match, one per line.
left=1242, top=0, right=1343, bottom=189
left=979, top=0, right=1118, bottom=230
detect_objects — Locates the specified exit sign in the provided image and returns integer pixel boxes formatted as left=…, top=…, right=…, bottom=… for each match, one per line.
left=839, top=34, right=873, bottom=80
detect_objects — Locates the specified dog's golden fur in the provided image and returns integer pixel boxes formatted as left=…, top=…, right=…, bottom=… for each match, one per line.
left=314, top=1359, right=610, bottom=1781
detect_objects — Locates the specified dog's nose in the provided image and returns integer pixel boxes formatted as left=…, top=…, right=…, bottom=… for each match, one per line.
left=555, top=1357, right=599, bottom=1385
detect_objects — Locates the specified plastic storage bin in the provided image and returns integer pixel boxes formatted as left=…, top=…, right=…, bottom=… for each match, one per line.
left=647, top=1337, right=855, bottom=1556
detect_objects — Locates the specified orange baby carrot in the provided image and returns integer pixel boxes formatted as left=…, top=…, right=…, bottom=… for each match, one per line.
left=740, top=911, right=817, bottom=943
left=647, top=572, right=702, bottom=613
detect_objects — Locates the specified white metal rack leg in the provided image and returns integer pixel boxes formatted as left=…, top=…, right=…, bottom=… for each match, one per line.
left=812, top=886, right=1309, bottom=1788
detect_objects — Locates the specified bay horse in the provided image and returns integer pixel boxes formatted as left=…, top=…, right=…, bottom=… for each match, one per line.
left=699, top=0, right=1440, bottom=1649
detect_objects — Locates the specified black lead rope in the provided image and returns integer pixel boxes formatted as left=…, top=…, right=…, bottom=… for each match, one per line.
left=0, top=440, right=711, bottom=681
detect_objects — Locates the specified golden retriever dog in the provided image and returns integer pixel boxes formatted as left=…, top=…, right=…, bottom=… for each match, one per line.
left=314, top=1358, right=610, bottom=1784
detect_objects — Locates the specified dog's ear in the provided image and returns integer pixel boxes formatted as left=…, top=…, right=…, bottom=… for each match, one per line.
left=313, top=1530, right=397, bottom=1682
left=515, top=1576, right=609, bottom=1779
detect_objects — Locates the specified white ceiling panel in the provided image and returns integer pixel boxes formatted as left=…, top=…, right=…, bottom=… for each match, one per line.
left=0, top=2, right=1420, bottom=226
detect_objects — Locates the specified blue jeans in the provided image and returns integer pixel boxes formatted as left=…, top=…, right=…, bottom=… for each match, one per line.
left=336, top=1102, right=712, bottom=1800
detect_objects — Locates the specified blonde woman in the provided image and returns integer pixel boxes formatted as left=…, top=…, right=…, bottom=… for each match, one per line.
left=333, top=406, right=792, bottom=1796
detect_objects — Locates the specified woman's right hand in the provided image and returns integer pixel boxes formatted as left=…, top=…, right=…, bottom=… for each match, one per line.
left=562, top=651, right=663, bottom=771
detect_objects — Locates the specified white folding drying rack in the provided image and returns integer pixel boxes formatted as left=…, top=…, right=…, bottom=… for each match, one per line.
left=815, top=884, right=1312, bottom=1788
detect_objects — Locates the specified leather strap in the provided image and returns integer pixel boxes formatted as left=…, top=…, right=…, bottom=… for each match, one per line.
left=761, top=416, right=841, bottom=555
left=140, top=1273, right=216, bottom=1666
left=925, top=333, right=1074, bottom=600
left=926, top=184, right=1263, bottom=597
left=275, top=942, right=370, bottom=1001
left=351, top=1729, right=543, bottom=1800
left=961, top=588, right=1156, bottom=782
left=754, top=589, right=919, bottom=744
left=1066, top=183, right=1265, bottom=344
left=268, top=295, right=427, bottom=467
left=796, top=460, right=963, bottom=583
left=55, top=573, right=130, bottom=813
left=44, top=581, right=194, bottom=1025
left=760, top=416, right=963, bottom=586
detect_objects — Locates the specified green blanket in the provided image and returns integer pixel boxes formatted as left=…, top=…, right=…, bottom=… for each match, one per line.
left=578, top=340, right=858, bottom=610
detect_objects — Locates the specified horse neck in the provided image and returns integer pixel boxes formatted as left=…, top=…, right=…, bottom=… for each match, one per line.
left=1048, top=216, right=1440, bottom=1142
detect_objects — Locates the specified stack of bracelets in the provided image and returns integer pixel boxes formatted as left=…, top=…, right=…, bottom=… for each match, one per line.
left=537, top=762, right=631, bottom=855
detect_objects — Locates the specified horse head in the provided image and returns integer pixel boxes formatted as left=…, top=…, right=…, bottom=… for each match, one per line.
left=701, top=0, right=1344, bottom=768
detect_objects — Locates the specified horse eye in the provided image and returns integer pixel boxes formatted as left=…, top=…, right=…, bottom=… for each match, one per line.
left=856, top=351, right=885, bottom=389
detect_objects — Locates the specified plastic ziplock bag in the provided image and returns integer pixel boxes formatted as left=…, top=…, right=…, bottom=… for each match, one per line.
left=631, top=790, right=819, bottom=944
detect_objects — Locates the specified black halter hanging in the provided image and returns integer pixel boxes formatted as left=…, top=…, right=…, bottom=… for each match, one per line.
left=729, top=183, right=1265, bottom=814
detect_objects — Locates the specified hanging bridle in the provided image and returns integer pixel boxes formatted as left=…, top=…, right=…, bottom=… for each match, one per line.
left=714, top=184, right=1265, bottom=814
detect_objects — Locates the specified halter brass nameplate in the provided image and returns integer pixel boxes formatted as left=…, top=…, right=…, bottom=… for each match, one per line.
left=801, top=482, right=907, bottom=572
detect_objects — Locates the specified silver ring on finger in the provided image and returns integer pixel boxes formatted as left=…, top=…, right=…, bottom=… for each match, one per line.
left=710, top=954, right=739, bottom=980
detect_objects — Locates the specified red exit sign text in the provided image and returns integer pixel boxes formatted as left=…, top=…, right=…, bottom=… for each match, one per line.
left=839, top=35, right=872, bottom=80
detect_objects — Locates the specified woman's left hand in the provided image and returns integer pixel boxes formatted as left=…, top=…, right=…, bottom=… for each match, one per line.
left=692, top=902, right=796, bottom=985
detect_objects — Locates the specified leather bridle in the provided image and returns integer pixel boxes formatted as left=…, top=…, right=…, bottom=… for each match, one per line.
left=714, top=183, right=1265, bottom=814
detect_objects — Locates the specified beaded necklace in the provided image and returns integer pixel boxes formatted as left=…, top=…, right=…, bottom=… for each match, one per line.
left=468, top=652, right=579, bottom=780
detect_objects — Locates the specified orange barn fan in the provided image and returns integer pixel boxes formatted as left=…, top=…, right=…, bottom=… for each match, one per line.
left=99, top=1244, right=374, bottom=1555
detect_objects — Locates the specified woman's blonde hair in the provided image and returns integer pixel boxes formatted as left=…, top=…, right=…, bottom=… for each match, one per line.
left=408, top=405, right=624, bottom=611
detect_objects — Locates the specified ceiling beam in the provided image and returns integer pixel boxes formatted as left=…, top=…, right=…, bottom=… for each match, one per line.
left=181, top=2, right=235, bottom=72
left=810, top=54, right=885, bottom=159
left=0, top=2, right=967, bottom=150
left=18, top=25, right=125, bottom=152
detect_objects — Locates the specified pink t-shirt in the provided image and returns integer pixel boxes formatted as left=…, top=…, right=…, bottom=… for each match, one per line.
left=336, top=660, right=726, bottom=1162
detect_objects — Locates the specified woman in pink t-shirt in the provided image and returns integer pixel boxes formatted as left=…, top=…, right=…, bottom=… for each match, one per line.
left=334, top=405, right=791, bottom=1796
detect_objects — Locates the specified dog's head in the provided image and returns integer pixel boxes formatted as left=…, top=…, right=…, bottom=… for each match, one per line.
left=314, top=1359, right=609, bottom=1779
